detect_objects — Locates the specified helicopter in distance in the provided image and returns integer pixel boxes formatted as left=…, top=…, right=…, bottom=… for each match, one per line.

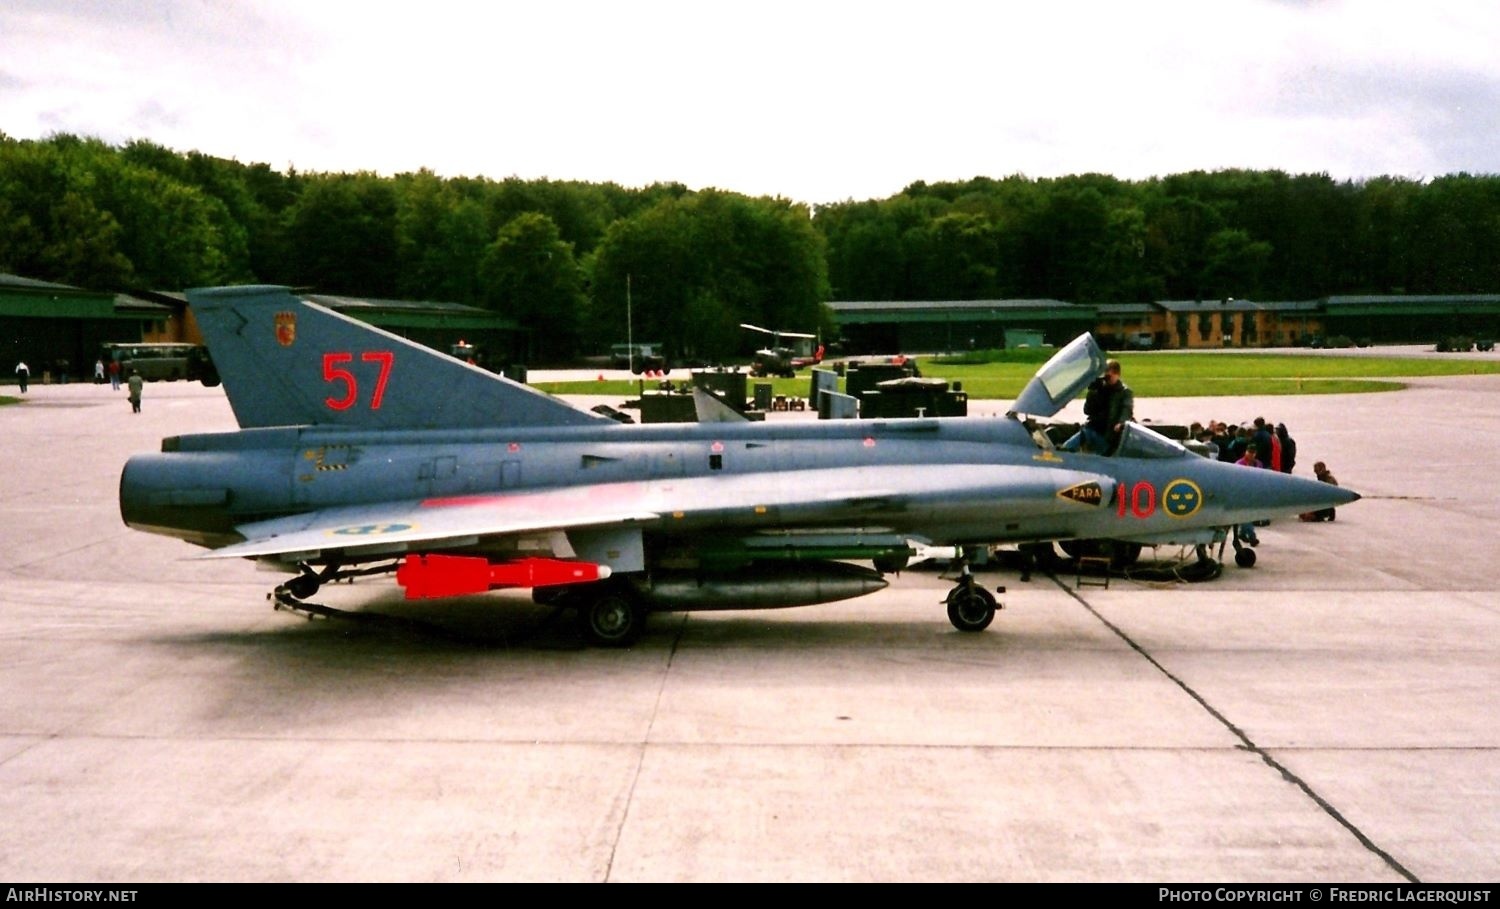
left=741, top=323, right=825, bottom=378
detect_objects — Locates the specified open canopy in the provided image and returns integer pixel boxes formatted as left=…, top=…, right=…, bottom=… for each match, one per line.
left=1009, top=332, right=1107, bottom=418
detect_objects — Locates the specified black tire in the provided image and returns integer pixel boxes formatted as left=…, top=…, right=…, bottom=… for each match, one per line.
left=576, top=588, right=645, bottom=647
left=285, top=574, right=320, bottom=600
left=946, top=585, right=996, bottom=632
left=1234, top=547, right=1257, bottom=568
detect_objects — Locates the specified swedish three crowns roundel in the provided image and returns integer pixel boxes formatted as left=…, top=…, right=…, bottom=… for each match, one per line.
left=1163, top=478, right=1204, bottom=518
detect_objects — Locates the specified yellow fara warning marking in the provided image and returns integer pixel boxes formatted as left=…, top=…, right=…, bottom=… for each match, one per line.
left=1163, top=478, right=1204, bottom=518
left=327, top=522, right=415, bottom=537
left=1034, top=451, right=1064, bottom=463
left=1058, top=481, right=1104, bottom=506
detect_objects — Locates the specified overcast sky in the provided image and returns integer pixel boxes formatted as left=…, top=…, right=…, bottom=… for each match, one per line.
left=3, top=0, right=1498, bottom=203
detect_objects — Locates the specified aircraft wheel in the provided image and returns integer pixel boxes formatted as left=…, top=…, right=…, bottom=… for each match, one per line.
left=1234, top=547, right=1257, bottom=568
left=577, top=588, right=645, bottom=647
left=285, top=574, right=320, bottom=600
left=946, top=585, right=996, bottom=632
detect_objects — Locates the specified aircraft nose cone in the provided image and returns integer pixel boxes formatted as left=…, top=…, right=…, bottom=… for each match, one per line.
left=1219, top=467, right=1361, bottom=522
left=1316, top=483, right=1361, bottom=506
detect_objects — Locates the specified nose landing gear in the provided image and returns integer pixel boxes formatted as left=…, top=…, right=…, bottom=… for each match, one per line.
left=943, top=553, right=1004, bottom=632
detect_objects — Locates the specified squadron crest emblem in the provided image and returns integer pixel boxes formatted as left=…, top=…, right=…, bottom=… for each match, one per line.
left=274, top=311, right=297, bottom=347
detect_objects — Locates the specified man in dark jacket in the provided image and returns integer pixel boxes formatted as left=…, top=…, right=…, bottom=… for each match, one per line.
left=1061, top=359, right=1133, bottom=454
left=1276, top=423, right=1297, bottom=473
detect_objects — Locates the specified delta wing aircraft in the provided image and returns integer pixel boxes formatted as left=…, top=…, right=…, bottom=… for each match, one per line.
left=120, top=286, right=1358, bottom=645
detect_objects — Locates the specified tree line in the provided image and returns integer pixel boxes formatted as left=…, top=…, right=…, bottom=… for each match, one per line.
left=3, top=133, right=1499, bottom=361
left=819, top=171, right=1500, bottom=304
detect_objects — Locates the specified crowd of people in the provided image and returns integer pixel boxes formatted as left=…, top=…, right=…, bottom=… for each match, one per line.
left=1191, top=417, right=1297, bottom=472
left=1189, top=417, right=1341, bottom=526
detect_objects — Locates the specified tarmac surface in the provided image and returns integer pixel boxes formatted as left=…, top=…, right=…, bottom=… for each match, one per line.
left=1, top=374, right=1497, bottom=882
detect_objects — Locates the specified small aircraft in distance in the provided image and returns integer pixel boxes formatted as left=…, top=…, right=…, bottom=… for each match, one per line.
left=740, top=323, right=825, bottom=378
left=120, top=286, right=1358, bottom=646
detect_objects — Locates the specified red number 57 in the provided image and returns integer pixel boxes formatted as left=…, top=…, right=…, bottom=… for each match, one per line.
left=323, top=351, right=394, bottom=410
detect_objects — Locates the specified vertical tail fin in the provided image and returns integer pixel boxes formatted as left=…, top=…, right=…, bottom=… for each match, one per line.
left=188, top=285, right=604, bottom=430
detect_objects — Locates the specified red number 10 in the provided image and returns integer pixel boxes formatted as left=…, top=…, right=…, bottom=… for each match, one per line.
left=323, top=351, right=394, bottom=410
left=1116, top=481, right=1157, bottom=518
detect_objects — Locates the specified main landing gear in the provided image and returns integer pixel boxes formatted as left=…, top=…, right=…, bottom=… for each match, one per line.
left=943, top=552, right=1005, bottom=632
left=573, top=584, right=647, bottom=648
left=1231, top=528, right=1258, bottom=568
left=540, top=582, right=648, bottom=648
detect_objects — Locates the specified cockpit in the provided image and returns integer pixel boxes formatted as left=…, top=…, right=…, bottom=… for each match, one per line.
left=1029, top=419, right=1191, bottom=459
left=1114, top=422, right=1191, bottom=459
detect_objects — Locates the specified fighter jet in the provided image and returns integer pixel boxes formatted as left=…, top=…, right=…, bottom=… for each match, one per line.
left=120, top=286, right=1359, bottom=645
